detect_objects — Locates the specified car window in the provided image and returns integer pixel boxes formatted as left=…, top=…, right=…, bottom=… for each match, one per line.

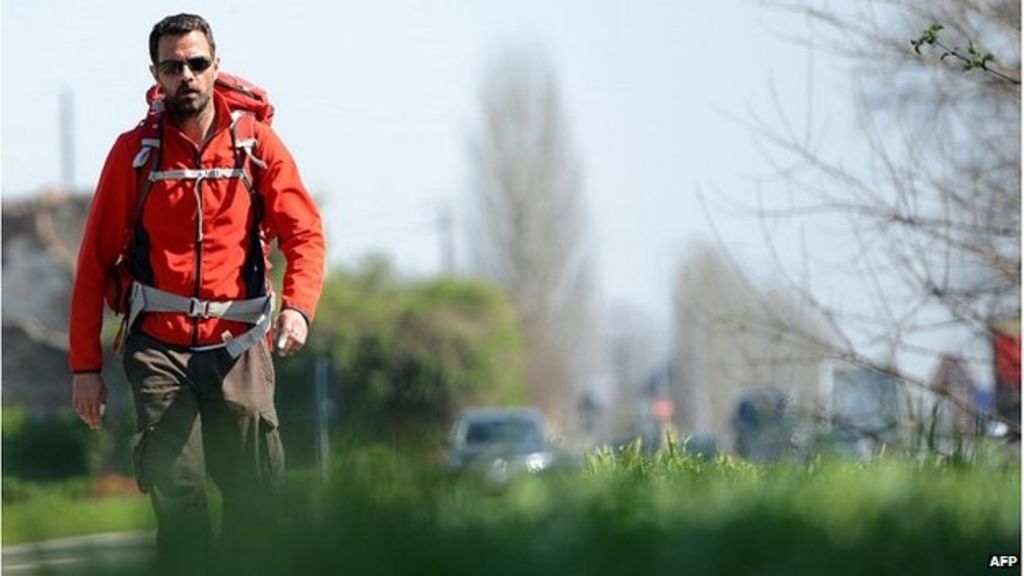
left=464, top=419, right=542, bottom=447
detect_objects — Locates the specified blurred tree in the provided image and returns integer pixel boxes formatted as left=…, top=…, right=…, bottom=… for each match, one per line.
left=275, top=257, right=525, bottom=453
left=467, top=49, right=596, bottom=434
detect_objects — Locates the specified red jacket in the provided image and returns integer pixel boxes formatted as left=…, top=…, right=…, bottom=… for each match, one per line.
left=69, top=92, right=325, bottom=373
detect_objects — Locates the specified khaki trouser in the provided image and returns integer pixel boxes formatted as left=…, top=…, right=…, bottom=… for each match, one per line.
left=123, top=331, right=285, bottom=574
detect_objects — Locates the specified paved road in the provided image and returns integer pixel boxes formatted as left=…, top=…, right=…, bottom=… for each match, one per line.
left=3, top=531, right=154, bottom=575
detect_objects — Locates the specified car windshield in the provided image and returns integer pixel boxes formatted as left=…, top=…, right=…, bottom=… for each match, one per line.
left=464, top=418, right=543, bottom=449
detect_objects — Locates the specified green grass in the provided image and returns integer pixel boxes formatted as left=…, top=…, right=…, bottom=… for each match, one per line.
left=4, top=443, right=1019, bottom=576
left=245, top=443, right=1022, bottom=576
left=2, top=487, right=154, bottom=546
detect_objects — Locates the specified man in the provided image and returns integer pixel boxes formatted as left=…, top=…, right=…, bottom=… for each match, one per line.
left=69, top=13, right=324, bottom=571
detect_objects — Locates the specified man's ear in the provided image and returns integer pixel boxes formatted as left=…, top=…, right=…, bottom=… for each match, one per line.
left=212, top=55, right=220, bottom=81
left=149, top=64, right=159, bottom=83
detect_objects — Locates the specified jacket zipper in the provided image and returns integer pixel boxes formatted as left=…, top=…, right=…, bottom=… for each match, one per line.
left=191, top=149, right=204, bottom=346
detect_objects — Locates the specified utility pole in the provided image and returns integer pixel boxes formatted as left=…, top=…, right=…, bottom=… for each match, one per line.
left=313, top=357, right=331, bottom=484
left=59, top=88, right=75, bottom=192
left=438, top=201, right=455, bottom=277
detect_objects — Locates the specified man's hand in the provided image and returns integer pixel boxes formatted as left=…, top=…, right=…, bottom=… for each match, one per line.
left=73, top=373, right=107, bottom=429
left=274, top=308, right=308, bottom=357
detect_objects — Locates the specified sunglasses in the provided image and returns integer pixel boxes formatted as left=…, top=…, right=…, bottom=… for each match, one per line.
left=156, top=56, right=213, bottom=76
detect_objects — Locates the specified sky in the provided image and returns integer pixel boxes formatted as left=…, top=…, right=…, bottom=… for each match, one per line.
left=9, top=0, right=977, bottom=388
left=3, top=1, right=850, bottom=312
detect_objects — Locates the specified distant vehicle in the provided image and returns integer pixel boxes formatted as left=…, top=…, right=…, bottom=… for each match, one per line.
left=684, top=434, right=721, bottom=460
left=447, top=407, right=555, bottom=481
left=815, top=363, right=904, bottom=458
left=733, top=388, right=795, bottom=463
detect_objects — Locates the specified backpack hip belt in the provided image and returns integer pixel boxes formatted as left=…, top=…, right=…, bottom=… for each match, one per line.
left=126, top=281, right=275, bottom=358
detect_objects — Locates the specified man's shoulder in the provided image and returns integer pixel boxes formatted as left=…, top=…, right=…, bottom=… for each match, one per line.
left=249, top=117, right=278, bottom=139
left=112, top=122, right=149, bottom=151
left=97, top=122, right=149, bottom=169
left=248, top=118, right=290, bottom=154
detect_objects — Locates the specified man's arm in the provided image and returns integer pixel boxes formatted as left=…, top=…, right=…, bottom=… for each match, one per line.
left=256, top=125, right=326, bottom=356
left=69, top=133, right=136, bottom=426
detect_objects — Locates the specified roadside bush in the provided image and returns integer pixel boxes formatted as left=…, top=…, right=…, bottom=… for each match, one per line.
left=276, top=258, right=525, bottom=458
left=2, top=407, right=111, bottom=480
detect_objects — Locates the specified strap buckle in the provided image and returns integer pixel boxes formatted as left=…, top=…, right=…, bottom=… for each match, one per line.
left=188, top=297, right=210, bottom=318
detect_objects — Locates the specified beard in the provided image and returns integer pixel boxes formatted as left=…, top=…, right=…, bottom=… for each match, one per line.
left=165, top=85, right=211, bottom=119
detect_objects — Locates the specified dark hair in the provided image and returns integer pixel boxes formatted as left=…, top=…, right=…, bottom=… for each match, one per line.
left=149, top=13, right=216, bottom=63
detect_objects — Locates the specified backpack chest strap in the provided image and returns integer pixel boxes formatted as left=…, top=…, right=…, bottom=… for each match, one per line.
left=148, top=167, right=248, bottom=181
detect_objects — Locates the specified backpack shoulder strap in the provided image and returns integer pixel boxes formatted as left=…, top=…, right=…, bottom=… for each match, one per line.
left=230, top=111, right=268, bottom=174
left=132, top=113, right=164, bottom=225
left=110, top=113, right=163, bottom=346
left=229, top=110, right=270, bottom=213
left=228, top=111, right=273, bottom=298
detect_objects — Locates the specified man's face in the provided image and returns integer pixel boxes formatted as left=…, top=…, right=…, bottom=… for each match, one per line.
left=150, top=30, right=219, bottom=118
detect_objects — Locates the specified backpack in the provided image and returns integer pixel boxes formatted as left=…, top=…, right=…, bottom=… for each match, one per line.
left=105, top=72, right=275, bottom=350
left=145, top=72, right=275, bottom=125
